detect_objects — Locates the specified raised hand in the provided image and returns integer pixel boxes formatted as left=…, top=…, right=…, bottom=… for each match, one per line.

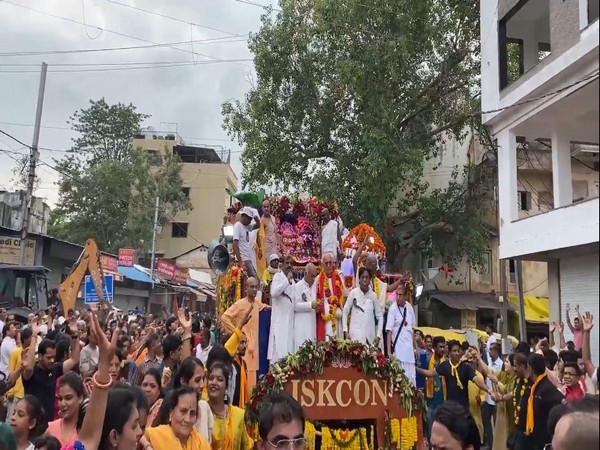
left=558, top=322, right=565, bottom=334
left=177, top=307, right=192, bottom=332
left=550, top=321, right=557, bottom=333
left=90, top=313, right=117, bottom=367
left=582, top=311, right=594, bottom=332
left=565, top=303, right=571, bottom=312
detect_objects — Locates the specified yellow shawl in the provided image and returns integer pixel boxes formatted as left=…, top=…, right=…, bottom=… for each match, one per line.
left=526, top=374, right=546, bottom=435
left=425, top=355, right=446, bottom=400
left=234, top=355, right=250, bottom=408
left=212, top=405, right=253, bottom=450
left=146, top=424, right=211, bottom=450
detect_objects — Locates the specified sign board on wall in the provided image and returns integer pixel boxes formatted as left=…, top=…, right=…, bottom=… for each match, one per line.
left=157, top=259, right=176, bottom=280
left=84, top=274, right=114, bottom=304
left=0, top=236, right=36, bottom=265
left=118, top=248, right=135, bottom=267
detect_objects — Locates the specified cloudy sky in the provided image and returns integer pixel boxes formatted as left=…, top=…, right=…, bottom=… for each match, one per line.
left=0, top=0, right=277, bottom=206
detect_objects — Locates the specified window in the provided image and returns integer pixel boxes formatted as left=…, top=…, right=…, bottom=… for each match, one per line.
left=171, top=222, right=189, bottom=238
left=146, top=150, right=161, bottom=166
left=480, top=250, right=493, bottom=283
left=499, top=0, right=551, bottom=89
left=518, top=191, right=531, bottom=211
left=182, top=187, right=190, bottom=198
left=590, top=0, right=599, bottom=24
left=509, top=259, right=516, bottom=284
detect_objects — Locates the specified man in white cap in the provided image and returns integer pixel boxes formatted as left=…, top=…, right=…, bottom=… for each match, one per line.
left=261, top=254, right=281, bottom=305
left=233, top=206, right=261, bottom=279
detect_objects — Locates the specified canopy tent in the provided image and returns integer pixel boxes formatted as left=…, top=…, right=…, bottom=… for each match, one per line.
left=416, top=327, right=466, bottom=343
left=508, top=294, right=549, bottom=324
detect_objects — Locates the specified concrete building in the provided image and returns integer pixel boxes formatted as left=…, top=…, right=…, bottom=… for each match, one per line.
left=0, top=191, right=50, bottom=234
left=415, top=130, right=554, bottom=334
left=133, top=127, right=238, bottom=261
left=480, top=0, right=599, bottom=362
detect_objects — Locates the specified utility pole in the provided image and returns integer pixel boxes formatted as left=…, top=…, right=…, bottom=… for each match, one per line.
left=515, top=259, right=528, bottom=343
left=19, top=62, right=47, bottom=264
left=498, top=258, right=510, bottom=352
left=149, top=196, right=159, bottom=288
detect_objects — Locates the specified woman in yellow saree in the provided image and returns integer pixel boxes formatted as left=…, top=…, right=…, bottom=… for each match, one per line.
left=206, top=363, right=253, bottom=450
left=145, top=385, right=211, bottom=450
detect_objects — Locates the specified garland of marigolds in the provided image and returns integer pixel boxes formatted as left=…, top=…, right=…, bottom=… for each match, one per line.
left=512, top=377, right=529, bottom=425
left=304, top=421, right=375, bottom=450
left=388, top=417, right=419, bottom=450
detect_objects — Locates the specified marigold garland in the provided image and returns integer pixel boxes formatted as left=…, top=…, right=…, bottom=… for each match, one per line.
left=216, top=264, right=246, bottom=315
left=388, top=417, right=418, bottom=450
left=513, top=377, right=529, bottom=426
left=342, top=223, right=386, bottom=257
left=319, top=270, right=343, bottom=333
left=321, top=425, right=370, bottom=450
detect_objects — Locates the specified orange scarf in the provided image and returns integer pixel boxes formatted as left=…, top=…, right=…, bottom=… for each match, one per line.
left=425, top=355, right=447, bottom=400
left=526, top=374, right=546, bottom=435
left=235, top=356, right=249, bottom=408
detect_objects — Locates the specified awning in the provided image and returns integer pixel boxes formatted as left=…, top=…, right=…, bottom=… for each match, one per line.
left=508, top=294, right=549, bottom=324
left=117, top=265, right=154, bottom=284
left=430, top=291, right=513, bottom=311
left=188, top=268, right=214, bottom=287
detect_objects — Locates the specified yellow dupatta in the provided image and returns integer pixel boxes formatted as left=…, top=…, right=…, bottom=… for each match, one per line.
left=235, top=355, right=250, bottom=408
left=146, top=424, right=211, bottom=450
left=425, top=355, right=446, bottom=399
left=255, top=221, right=266, bottom=277
left=450, top=361, right=464, bottom=390
left=212, top=405, right=253, bottom=450
left=526, top=374, right=546, bottom=435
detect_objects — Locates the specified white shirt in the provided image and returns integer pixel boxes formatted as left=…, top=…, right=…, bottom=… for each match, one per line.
left=321, top=219, right=339, bottom=256
left=233, top=221, right=253, bottom=262
left=267, top=272, right=295, bottom=362
left=0, top=335, right=16, bottom=375
left=79, top=344, right=99, bottom=375
left=342, top=287, right=383, bottom=345
left=385, top=301, right=416, bottom=363
left=485, top=356, right=504, bottom=405
left=293, top=279, right=317, bottom=351
left=195, top=344, right=212, bottom=367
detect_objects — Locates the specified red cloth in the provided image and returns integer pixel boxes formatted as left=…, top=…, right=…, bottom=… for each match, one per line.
left=315, top=271, right=343, bottom=341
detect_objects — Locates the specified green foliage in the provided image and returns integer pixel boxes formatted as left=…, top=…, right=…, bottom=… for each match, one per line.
left=223, top=0, right=490, bottom=269
left=48, top=99, right=191, bottom=254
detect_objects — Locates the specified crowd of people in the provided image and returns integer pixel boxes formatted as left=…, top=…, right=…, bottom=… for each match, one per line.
left=0, top=230, right=598, bottom=450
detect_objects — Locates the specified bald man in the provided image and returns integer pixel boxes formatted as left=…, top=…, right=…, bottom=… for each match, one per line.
left=293, top=263, right=319, bottom=351
left=551, top=411, right=599, bottom=450
left=220, top=277, right=269, bottom=390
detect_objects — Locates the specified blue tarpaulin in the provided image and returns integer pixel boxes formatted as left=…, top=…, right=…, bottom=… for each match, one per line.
left=117, top=265, right=154, bottom=284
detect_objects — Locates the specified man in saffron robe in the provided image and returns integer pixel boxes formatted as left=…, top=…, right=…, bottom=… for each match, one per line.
left=220, top=277, right=269, bottom=390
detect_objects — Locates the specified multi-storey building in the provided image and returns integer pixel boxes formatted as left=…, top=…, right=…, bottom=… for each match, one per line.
left=133, top=127, right=238, bottom=263
left=480, top=0, right=599, bottom=362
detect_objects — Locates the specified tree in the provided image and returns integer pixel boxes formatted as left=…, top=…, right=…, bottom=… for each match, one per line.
left=48, top=99, right=191, bottom=254
left=223, top=0, right=490, bottom=269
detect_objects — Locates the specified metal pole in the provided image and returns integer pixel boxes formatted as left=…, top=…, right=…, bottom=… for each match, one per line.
left=19, top=62, right=47, bottom=264
left=515, top=259, right=528, bottom=343
left=150, top=196, right=159, bottom=288
left=498, top=258, right=510, bottom=353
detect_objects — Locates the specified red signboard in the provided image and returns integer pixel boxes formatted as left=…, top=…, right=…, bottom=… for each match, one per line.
left=173, top=266, right=189, bottom=284
left=118, top=248, right=135, bottom=267
left=101, top=254, right=118, bottom=273
left=157, top=259, right=176, bottom=280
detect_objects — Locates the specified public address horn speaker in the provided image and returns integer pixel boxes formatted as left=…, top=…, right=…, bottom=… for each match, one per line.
left=208, top=240, right=230, bottom=276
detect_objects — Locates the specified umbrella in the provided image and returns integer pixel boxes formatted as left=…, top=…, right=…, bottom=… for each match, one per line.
left=226, top=189, right=265, bottom=207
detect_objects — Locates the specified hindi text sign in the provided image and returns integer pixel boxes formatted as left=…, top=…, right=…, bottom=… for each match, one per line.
left=0, top=236, right=36, bottom=265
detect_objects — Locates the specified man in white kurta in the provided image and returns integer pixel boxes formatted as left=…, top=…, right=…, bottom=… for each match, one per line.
left=343, top=268, right=383, bottom=346
left=385, top=287, right=417, bottom=386
left=312, top=252, right=348, bottom=341
left=267, top=256, right=296, bottom=363
left=320, top=208, right=341, bottom=257
left=293, top=263, right=319, bottom=351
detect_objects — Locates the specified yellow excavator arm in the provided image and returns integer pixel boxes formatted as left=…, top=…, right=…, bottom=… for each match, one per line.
left=59, top=239, right=109, bottom=313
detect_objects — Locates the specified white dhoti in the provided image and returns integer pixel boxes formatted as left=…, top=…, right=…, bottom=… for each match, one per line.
left=399, top=361, right=417, bottom=386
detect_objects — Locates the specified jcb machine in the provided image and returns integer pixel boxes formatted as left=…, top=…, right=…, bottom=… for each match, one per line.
left=59, top=238, right=111, bottom=314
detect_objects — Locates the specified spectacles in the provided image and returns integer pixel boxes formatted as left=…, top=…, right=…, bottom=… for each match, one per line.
left=265, top=438, right=307, bottom=450
left=543, top=444, right=553, bottom=450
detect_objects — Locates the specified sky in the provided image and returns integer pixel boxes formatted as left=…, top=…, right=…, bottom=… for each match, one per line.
left=0, top=0, right=277, bottom=206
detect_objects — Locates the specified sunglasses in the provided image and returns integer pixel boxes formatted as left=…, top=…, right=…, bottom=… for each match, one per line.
left=264, top=438, right=307, bottom=450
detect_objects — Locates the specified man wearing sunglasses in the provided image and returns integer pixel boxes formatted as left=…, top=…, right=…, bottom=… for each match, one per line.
left=257, top=392, right=306, bottom=450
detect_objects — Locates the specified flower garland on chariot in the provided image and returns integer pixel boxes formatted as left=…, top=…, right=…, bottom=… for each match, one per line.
left=316, top=268, right=344, bottom=341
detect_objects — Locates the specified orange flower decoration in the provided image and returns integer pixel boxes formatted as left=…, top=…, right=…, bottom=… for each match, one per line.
left=342, top=223, right=386, bottom=255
